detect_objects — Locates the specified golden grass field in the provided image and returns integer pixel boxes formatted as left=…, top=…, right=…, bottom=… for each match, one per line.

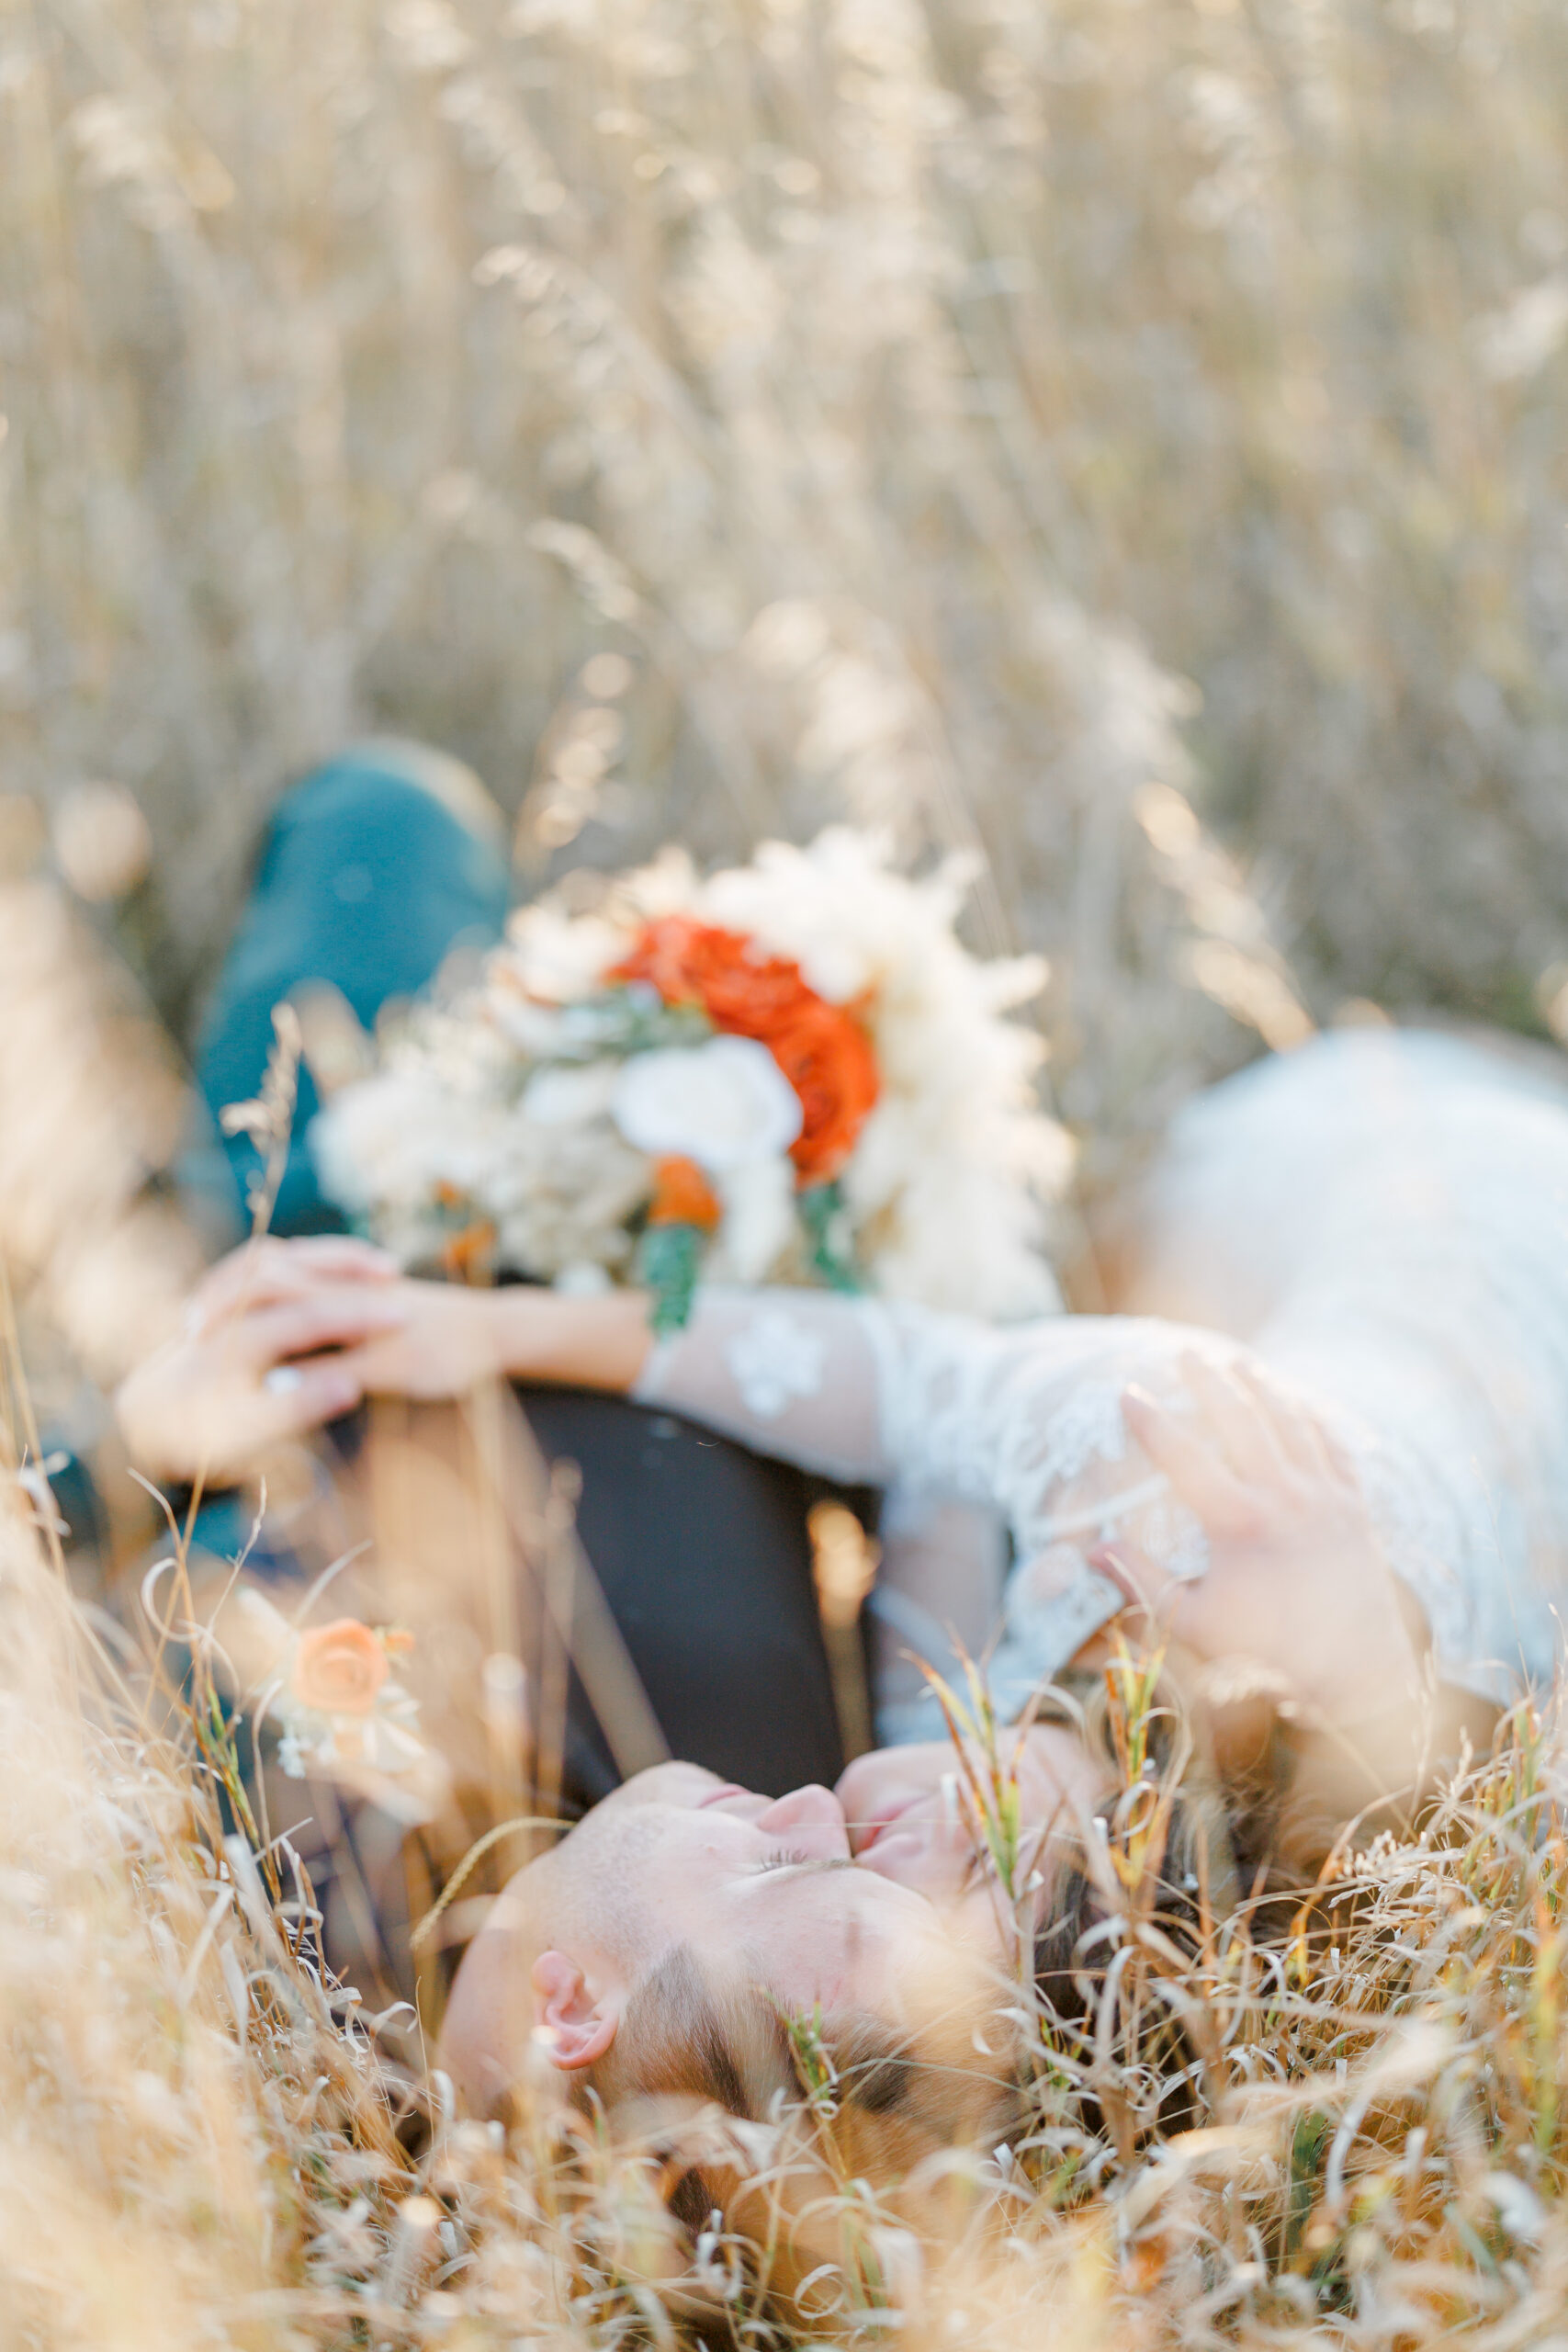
left=6, top=0, right=1568, bottom=2343
left=8, top=0, right=1568, bottom=1093
left=4, top=1447, right=1568, bottom=2352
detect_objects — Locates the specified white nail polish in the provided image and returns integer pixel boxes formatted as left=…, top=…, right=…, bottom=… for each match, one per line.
left=265, top=1365, right=303, bottom=1395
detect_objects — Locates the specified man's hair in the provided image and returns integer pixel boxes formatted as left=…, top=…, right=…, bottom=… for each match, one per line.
left=581, top=1943, right=798, bottom=2141
left=579, top=1943, right=1022, bottom=2275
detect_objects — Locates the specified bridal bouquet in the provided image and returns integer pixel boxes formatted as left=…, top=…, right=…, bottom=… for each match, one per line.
left=312, top=829, right=1071, bottom=1328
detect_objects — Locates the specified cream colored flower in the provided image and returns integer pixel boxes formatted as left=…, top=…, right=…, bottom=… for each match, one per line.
left=521, top=1060, right=621, bottom=1126
left=708, top=1154, right=798, bottom=1283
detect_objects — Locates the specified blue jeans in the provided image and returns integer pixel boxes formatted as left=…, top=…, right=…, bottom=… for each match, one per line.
left=190, top=739, right=510, bottom=1241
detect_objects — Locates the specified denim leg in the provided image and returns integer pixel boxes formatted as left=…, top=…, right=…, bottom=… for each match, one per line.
left=190, top=741, right=510, bottom=1240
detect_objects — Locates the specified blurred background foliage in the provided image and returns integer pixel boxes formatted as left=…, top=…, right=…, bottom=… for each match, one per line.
left=4, top=0, right=1568, bottom=1174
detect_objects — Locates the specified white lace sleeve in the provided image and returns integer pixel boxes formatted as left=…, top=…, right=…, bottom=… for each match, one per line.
left=633, top=1291, right=1193, bottom=1531
left=632, top=1289, right=895, bottom=1485
left=636, top=1290, right=1234, bottom=1735
left=641, top=1032, right=1568, bottom=1732
left=1118, top=1028, right=1568, bottom=1706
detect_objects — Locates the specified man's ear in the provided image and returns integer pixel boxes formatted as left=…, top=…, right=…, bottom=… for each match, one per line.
left=530, top=1950, right=620, bottom=2071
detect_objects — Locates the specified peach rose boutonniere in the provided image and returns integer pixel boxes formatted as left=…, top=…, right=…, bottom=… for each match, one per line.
left=292, top=1619, right=390, bottom=1715
left=239, top=1595, right=423, bottom=1780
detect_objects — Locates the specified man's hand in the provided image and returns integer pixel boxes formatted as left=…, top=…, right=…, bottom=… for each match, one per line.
left=177, top=1233, right=399, bottom=1331
left=115, top=1236, right=410, bottom=1487
left=1102, top=1353, right=1422, bottom=1730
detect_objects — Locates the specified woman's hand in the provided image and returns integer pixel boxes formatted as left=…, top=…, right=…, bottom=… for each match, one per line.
left=115, top=1236, right=410, bottom=1488
left=177, top=1233, right=399, bottom=1330
left=118, top=1238, right=658, bottom=1490
left=1103, top=1354, right=1422, bottom=1730
left=332, top=1282, right=654, bottom=1400
left=319, top=1277, right=508, bottom=1400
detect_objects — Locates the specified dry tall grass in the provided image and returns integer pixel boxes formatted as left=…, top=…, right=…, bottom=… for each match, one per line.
left=5, top=1449, right=1568, bottom=2350
left=17, top=0, right=1568, bottom=1148
left=4, top=880, right=1566, bottom=2347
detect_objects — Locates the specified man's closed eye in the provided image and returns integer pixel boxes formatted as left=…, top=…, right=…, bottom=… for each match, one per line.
left=753, top=1850, right=857, bottom=1876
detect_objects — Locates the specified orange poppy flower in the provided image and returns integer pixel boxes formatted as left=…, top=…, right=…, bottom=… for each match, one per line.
left=767, top=1000, right=881, bottom=1183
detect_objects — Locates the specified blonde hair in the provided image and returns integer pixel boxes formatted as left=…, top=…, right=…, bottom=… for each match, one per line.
left=578, top=1942, right=1022, bottom=2309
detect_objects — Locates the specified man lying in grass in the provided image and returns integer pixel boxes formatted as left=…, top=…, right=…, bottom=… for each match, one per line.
left=430, top=1344, right=1456, bottom=2131
left=122, top=1242, right=1486, bottom=2169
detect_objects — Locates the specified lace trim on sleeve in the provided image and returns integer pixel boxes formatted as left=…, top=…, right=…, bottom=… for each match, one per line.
left=630, top=1289, right=891, bottom=1484
left=720, top=1306, right=829, bottom=1419
left=857, top=1306, right=1227, bottom=1725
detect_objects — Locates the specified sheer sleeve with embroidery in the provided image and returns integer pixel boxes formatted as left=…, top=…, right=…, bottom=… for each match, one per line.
left=632, top=1291, right=1233, bottom=1742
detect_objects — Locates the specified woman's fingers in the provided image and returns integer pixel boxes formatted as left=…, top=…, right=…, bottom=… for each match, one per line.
left=323, top=1331, right=419, bottom=1397
left=1122, top=1385, right=1259, bottom=1535
left=231, top=1288, right=410, bottom=1371
left=257, top=1353, right=366, bottom=1434
left=1179, top=1354, right=1292, bottom=1487
left=1259, top=1374, right=1354, bottom=1496
left=1226, top=1360, right=1360, bottom=1501
left=190, top=1236, right=396, bottom=1331
left=1224, top=1360, right=1309, bottom=1475
left=267, top=1235, right=396, bottom=1282
left=1227, top=1360, right=1324, bottom=1478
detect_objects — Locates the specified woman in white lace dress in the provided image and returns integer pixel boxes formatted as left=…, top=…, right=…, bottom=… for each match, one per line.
left=389, top=1023, right=1562, bottom=1739
left=433, top=1024, right=1568, bottom=2126
left=625, top=1021, right=1568, bottom=1739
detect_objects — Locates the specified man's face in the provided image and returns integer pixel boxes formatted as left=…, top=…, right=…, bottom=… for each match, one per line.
left=551, top=1762, right=991, bottom=2025
left=547, top=1731, right=1101, bottom=2014
left=446, top=1743, right=1105, bottom=2115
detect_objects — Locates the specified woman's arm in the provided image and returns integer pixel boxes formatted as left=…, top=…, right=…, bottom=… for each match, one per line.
left=489, top=1294, right=1434, bottom=1777
left=628, top=1289, right=899, bottom=1483
left=329, top=1280, right=658, bottom=1400
left=117, top=1250, right=900, bottom=1487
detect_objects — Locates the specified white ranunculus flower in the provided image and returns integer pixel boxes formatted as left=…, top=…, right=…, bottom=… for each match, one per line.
left=611, top=1035, right=803, bottom=1172
left=500, top=904, right=627, bottom=1002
